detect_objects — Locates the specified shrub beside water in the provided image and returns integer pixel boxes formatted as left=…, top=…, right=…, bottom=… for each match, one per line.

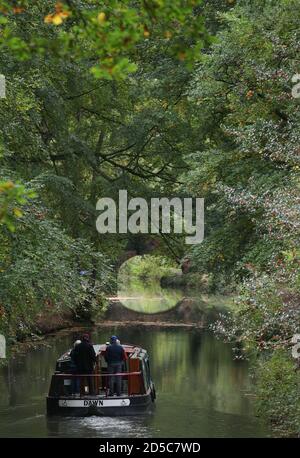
left=255, top=350, right=300, bottom=437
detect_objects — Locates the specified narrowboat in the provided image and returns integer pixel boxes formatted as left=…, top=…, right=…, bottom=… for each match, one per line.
left=46, top=343, right=156, bottom=416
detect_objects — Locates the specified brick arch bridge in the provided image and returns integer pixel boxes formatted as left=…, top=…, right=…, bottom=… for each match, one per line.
left=116, top=236, right=161, bottom=268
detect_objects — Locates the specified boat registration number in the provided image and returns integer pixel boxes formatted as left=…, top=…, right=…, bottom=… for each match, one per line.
left=58, top=399, right=130, bottom=408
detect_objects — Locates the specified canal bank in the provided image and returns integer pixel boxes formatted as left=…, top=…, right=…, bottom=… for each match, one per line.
left=0, top=289, right=224, bottom=367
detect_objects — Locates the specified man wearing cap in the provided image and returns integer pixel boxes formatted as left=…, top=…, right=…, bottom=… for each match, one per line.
left=73, top=334, right=96, bottom=395
left=105, top=336, right=127, bottom=396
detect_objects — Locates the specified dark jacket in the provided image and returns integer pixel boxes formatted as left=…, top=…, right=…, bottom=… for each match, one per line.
left=105, top=343, right=126, bottom=365
left=72, top=341, right=96, bottom=373
left=70, top=348, right=77, bottom=371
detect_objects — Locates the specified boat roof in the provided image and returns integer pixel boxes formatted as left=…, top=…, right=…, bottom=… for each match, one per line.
left=57, top=343, right=147, bottom=362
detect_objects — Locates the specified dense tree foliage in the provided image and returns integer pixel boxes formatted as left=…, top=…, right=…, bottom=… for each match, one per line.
left=0, top=0, right=211, bottom=340
left=0, top=0, right=299, bottom=436
left=0, top=0, right=209, bottom=78
left=184, top=0, right=300, bottom=435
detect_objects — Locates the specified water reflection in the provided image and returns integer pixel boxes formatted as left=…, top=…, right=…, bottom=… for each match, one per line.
left=0, top=327, right=269, bottom=437
left=117, top=277, right=184, bottom=314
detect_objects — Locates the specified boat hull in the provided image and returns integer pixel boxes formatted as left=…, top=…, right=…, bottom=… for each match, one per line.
left=46, top=393, right=154, bottom=416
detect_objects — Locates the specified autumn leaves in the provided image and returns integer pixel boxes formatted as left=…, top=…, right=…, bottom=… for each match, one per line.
left=44, top=2, right=70, bottom=26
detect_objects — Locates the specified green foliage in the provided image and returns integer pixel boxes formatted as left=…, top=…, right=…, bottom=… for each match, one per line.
left=0, top=1, right=210, bottom=345
left=0, top=181, right=114, bottom=339
left=0, top=179, right=35, bottom=230
left=119, top=255, right=178, bottom=281
left=0, top=0, right=210, bottom=80
left=181, top=0, right=300, bottom=436
left=184, top=0, right=300, bottom=288
left=256, top=350, right=300, bottom=437
left=0, top=4, right=199, bottom=263
left=0, top=0, right=299, bottom=437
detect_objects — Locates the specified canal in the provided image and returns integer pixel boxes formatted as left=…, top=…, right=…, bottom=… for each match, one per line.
left=0, top=325, right=269, bottom=437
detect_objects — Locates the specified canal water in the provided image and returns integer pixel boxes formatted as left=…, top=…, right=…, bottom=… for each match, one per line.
left=0, top=325, right=269, bottom=437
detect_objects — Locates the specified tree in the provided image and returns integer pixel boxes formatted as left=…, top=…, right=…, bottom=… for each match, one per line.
left=0, top=0, right=209, bottom=79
